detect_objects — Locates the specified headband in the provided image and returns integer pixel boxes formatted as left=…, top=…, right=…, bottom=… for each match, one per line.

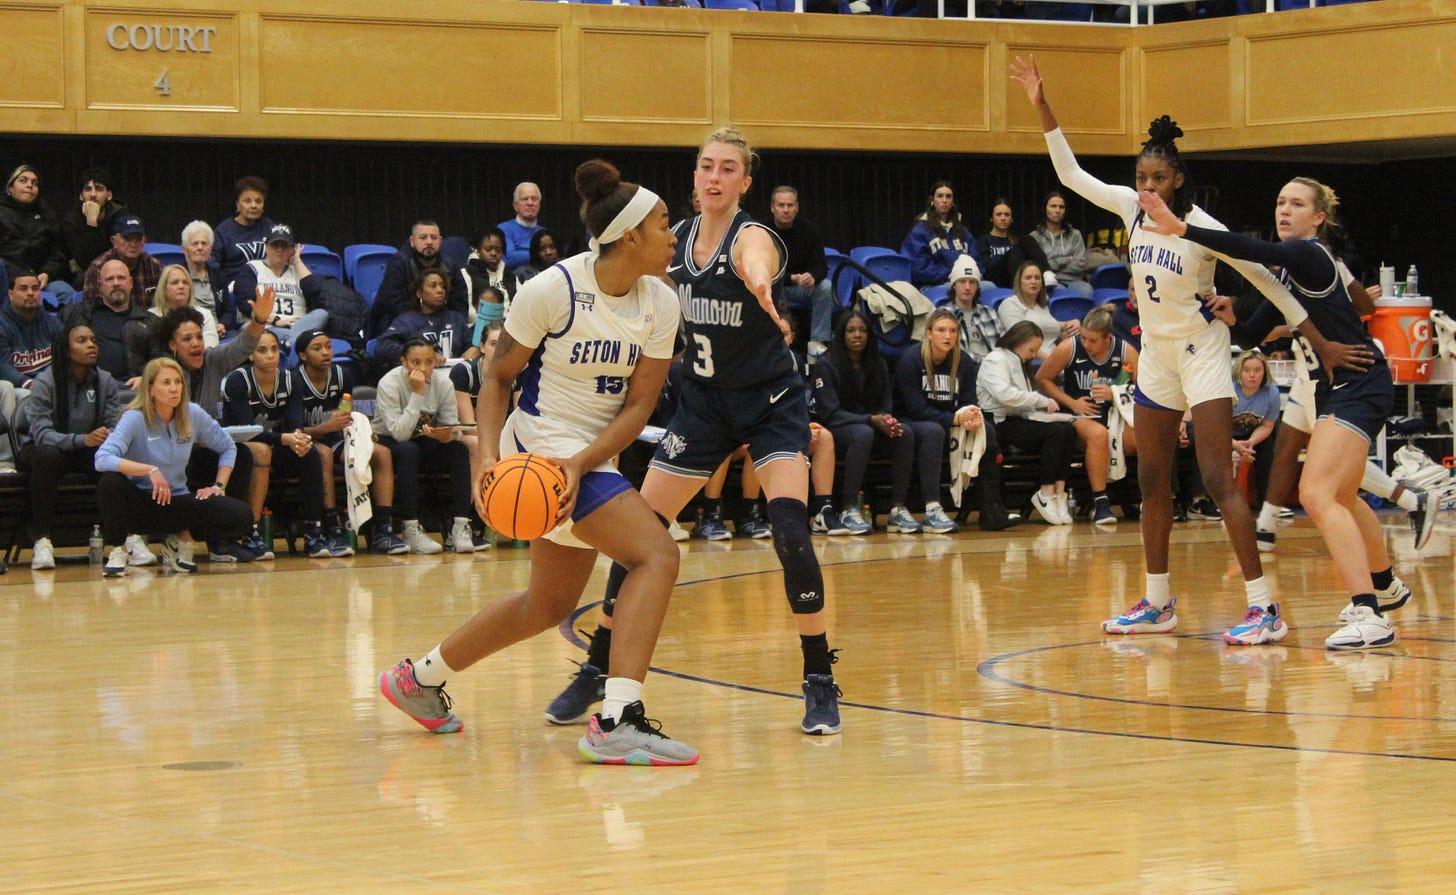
left=588, top=186, right=660, bottom=253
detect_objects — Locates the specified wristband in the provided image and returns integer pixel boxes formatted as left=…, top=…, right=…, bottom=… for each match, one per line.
left=213, top=481, right=226, bottom=490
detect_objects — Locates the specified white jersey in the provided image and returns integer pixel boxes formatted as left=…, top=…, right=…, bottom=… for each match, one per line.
left=246, top=259, right=307, bottom=319
left=503, top=253, right=679, bottom=460
left=1045, top=128, right=1308, bottom=341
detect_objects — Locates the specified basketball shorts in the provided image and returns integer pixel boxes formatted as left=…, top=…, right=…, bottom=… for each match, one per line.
left=1281, top=377, right=1317, bottom=435
left=651, top=371, right=811, bottom=478
left=1133, top=325, right=1235, bottom=413
left=501, top=411, right=632, bottom=550
left=1316, top=364, right=1393, bottom=445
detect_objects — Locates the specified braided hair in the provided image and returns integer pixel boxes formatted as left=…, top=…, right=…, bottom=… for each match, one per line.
left=1138, top=115, right=1194, bottom=219
left=49, top=322, right=101, bottom=434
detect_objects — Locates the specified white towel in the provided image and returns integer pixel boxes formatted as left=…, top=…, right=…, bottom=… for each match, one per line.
left=1430, top=309, right=1456, bottom=359
left=947, top=410, right=987, bottom=508
left=342, top=411, right=374, bottom=531
left=1106, top=384, right=1136, bottom=483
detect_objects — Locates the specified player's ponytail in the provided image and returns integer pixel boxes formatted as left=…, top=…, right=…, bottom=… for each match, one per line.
left=1288, top=176, right=1346, bottom=254
left=1138, top=115, right=1194, bottom=219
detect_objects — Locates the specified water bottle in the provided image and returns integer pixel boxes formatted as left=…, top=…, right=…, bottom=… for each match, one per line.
left=859, top=490, right=873, bottom=530
left=88, top=525, right=104, bottom=564
left=1406, top=264, right=1419, bottom=296
left=338, top=392, right=352, bottom=416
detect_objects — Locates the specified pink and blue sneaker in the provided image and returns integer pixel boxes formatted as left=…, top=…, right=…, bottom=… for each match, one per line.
left=1223, top=603, right=1289, bottom=645
left=1102, top=597, right=1178, bottom=634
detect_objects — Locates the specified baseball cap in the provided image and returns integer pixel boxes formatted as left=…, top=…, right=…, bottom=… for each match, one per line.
left=112, top=214, right=145, bottom=237
left=267, top=223, right=295, bottom=246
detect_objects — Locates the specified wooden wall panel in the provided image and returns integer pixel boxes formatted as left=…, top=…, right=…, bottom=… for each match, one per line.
left=0, top=4, right=66, bottom=109
left=578, top=29, right=710, bottom=125
left=1142, top=40, right=1229, bottom=134
left=1003, top=45, right=1125, bottom=136
left=84, top=8, right=238, bottom=111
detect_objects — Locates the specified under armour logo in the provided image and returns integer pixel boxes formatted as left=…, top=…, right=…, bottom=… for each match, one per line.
left=1186, top=343, right=1196, bottom=355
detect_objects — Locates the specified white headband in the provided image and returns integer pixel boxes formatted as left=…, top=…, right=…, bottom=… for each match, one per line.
left=589, top=186, right=661, bottom=253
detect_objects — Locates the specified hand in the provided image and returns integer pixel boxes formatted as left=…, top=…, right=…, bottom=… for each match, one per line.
left=1009, top=54, right=1045, bottom=106
left=1060, top=319, right=1081, bottom=337
left=83, top=426, right=110, bottom=448
left=551, top=455, right=583, bottom=523
left=195, top=485, right=225, bottom=501
left=884, top=414, right=903, bottom=437
left=327, top=410, right=351, bottom=432
left=125, top=376, right=141, bottom=390
left=81, top=199, right=102, bottom=226
left=37, top=272, right=49, bottom=288
left=147, top=467, right=171, bottom=505
left=472, top=455, right=500, bottom=521
left=958, top=406, right=983, bottom=431
left=1089, top=383, right=1113, bottom=402
left=290, top=428, right=312, bottom=457
left=275, top=314, right=300, bottom=327
left=1366, top=284, right=1383, bottom=299
left=1136, top=191, right=1187, bottom=237
left=407, top=367, right=430, bottom=394
left=248, top=284, right=277, bottom=327
left=809, top=421, right=825, bottom=449
left=1315, top=340, right=1375, bottom=378
left=216, top=323, right=227, bottom=340
left=1204, top=294, right=1236, bottom=326
left=1178, top=421, right=1190, bottom=448
left=1232, top=439, right=1255, bottom=463
left=421, top=424, right=454, bottom=444
left=792, top=272, right=814, bottom=289
left=1045, top=398, right=1060, bottom=414
left=1069, top=397, right=1099, bottom=416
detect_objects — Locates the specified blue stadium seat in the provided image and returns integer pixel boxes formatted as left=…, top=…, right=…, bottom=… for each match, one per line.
left=343, top=244, right=395, bottom=284
left=300, top=246, right=344, bottom=281
left=1049, top=292, right=1094, bottom=323
left=145, top=243, right=185, bottom=269
left=1089, top=263, right=1130, bottom=291
left=981, top=286, right=1014, bottom=310
left=345, top=245, right=395, bottom=304
left=850, top=247, right=911, bottom=287
left=1091, top=287, right=1127, bottom=306
left=704, top=0, right=759, bottom=8
left=922, top=284, right=950, bottom=306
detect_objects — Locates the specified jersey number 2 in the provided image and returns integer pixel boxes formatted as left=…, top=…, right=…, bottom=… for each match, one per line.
left=1143, top=274, right=1161, bottom=304
left=692, top=333, right=715, bottom=378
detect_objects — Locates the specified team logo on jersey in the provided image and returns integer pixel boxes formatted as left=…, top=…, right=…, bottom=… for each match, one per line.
left=574, top=291, right=596, bottom=310
left=660, top=431, right=687, bottom=459
left=1186, top=343, right=1197, bottom=355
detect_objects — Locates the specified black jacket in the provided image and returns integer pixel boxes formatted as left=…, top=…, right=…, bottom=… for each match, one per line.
left=0, top=194, right=70, bottom=284
left=61, top=199, right=128, bottom=282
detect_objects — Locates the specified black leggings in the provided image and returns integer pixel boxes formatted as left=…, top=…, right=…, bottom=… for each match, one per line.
left=18, top=443, right=96, bottom=538
left=96, top=472, right=253, bottom=546
left=186, top=445, right=254, bottom=501
left=997, top=416, right=1077, bottom=486
left=381, top=436, right=472, bottom=519
left=831, top=420, right=942, bottom=508
left=265, top=442, right=325, bottom=521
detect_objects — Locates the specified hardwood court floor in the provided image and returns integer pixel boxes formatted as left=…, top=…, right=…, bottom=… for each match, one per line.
left=4, top=514, right=1455, bottom=893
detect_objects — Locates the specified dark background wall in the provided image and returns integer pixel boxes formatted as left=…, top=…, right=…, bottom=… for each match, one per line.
left=3, top=135, right=1448, bottom=303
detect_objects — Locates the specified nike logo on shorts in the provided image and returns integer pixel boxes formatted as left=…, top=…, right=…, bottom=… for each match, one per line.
left=1332, top=382, right=1349, bottom=391
left=769, top=388, right=791, bottom=404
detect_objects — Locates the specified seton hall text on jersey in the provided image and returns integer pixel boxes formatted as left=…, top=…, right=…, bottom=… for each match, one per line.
left=685, top=296, right=744, bottom=327
left=568, top=339, right=639, bottom=366
left=1127, top=243, right=1184, bottom=275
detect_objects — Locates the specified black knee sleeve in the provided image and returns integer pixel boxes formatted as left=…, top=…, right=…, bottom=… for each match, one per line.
left=767, top=497, right=825, bottom=614
left=602, top=513, right=674, bottom=618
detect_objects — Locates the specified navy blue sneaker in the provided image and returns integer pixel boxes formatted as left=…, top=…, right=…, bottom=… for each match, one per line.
left=207, top=539, right=257, bottom=564
left=544, top=661, right=606, bottom=725
left=801, top=674, right=842, bottom=736
left=303, top=523, right=332, bottom=558
left=370, top=521, right=409, bottom=555
left=241, top=529, right=274, bottom=561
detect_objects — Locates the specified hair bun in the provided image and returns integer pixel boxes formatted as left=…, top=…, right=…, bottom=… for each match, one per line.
left=574, top=159, right=622, bottom=205
left=1145, top=115, right=1184, bottom=148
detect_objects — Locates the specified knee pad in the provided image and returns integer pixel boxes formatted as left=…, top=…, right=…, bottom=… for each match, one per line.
left=767, top=497, right=825, bottom=614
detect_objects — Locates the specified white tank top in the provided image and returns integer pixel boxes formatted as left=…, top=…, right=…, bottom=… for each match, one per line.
left=246, top=259, right=307, bottom=319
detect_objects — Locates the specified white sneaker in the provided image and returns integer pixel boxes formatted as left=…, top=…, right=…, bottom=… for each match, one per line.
left=1325, top=605, right=1395, bottom=650
left=1030, top=492, right=1060, bottom=525
left=402, top=520, right=443, bottom=555
left=125, top=534, right=158, bottom=566
left=1053, top=493, right=1074, bottom=525
left=807, top=340, right=829, bottom=359
left=103, top=546, right=128, bottom=578
left=848, top=0, right=871, bottom=12
left=161, top=535, right=197, bottom=573
left=0, top=463, right=16, bottom=475
left=30, top=537, right=55, bottom=571
left=667, top=519, right=689, bottom=542
left=448, top=517, right=477, bottom=554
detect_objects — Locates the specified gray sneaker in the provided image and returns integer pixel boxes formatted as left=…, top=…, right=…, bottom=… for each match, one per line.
left=1410, top=489, right=1438, bottom=551
left=578, top=701, right=699, bottom=766
left=886, top=505, right=921, bottom=533
left=838, top=507, right=872, bottom=535
left=544, top=661, right=606, bottom=725
left=802, top=674, right=842, bottom=735
left=921, top=504, right=959, bottom=534
left=379, top=658, right=463, bottom=733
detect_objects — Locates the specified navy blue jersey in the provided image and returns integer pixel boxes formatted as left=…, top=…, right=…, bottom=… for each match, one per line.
left=222, top=366, right=293, bottom=434
left=449, top=358, right=483, bottom=401
left=1063, top=334, right=1129, bottom=404
left=288, top=364, right=352, bottom=431
left=672, top=210, right=791, bottom=390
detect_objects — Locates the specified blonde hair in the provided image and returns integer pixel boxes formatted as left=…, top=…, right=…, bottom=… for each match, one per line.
left=700, top=125, right=759, bottom=176
left=152, top=264, right=193, bottom=314
left=1287, top=176, right=1340, bottom=242
left=1233, top=348, right=1272, bottom=389
left=130, top=356, right=192, bottom=440
left=921, top=308, right=963, bottom=397
left=1082, top=304, right=1116, bottom=335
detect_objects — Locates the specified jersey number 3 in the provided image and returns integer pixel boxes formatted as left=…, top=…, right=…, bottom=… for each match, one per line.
left=692, top=333, right=715, bottom=378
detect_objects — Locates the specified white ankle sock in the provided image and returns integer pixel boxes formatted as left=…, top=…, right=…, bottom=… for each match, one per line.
left=1145, top=572, right=1170, bottom=608
left=602, top=677, right=643, bottom=723
left=415, top=645, right=456, bottom=687
left=1244, top=576, right=1271, bottom=610
left=1257, top=502, right=1281, bottom=530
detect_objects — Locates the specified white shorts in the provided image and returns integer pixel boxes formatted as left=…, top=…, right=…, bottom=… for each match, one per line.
left=1133, top=325, right=1235, bottom=413
left=500, top=411, right=618, bottom=550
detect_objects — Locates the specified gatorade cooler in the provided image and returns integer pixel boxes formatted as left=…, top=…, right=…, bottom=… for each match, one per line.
left=1369, top=296, right=1433, bottom=383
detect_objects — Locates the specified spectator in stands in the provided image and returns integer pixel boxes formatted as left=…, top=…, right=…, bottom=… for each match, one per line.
left=511, top=229, right=560, bottom=287
left=450, top=225, right=513, bottom=330
left=978, top=320, right=1077, bottom=525
left=944, top=255, right=1003, bottom=361
left=211, top=175, right=275, bottom=285
left=902, top=181, right=979, bottom=287
left=232, top=224, right=328, bottom=347
left=371, top=219, right=446, bottom=338
left=94, top=357, right=253, bottom=577
left=0, top=165, right=75, bottom=302
left=768, top=186, right=835, bottom=359
left=62, top=167, right=126, bottom=288
left=290, top=330, right=408, bottom=556
left=893, top=308, right=1017, bottom=532
left=0, top=266, right=59, bottom=388
left=1034, top=304, right=1141, bottom=525
left=152, top=264, right=222, bottom=348
left=376, top=269, right=474, bottom=366
left=447, top=320, right=500, bottom=551
left=499, top=182, right=544, bottom=270
left=1230, top=348, right=1279, bottom=508
left=372, top=338, right=475, bottom=555
left=155, top=288, right=277, bottom=562
left=20, top=321, right=142, bottom=571
left=223, top=330, right=346, bottom=559
left=63, top=259, right=151, bottom=385
left=1029, top=189, right=1092, bottom=297
left=813, top=310, right=930, bottom=535
left=998, top=260, right=1075, bottom=358
left=981, top=199, right=1050, bottom=288
left=181, top=220, right=231, bottom=330
left=81, top=214, right=161, bottom=305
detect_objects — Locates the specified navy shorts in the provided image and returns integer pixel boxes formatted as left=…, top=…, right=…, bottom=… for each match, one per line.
left=1316, top=363, right=1393, bottom=444
left=651, top=371, right=810, bottom=478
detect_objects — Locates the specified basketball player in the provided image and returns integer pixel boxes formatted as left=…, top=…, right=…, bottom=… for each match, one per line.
left=1011, top=56, right=1371, bottom=644
left=546, top=125, right=845, bottom=736
left=1139, top=179, right=1416, bottom=649
left=379, top=159, right=698, bottom=766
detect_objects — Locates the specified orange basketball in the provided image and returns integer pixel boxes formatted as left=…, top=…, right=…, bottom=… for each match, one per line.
left=480, top=452, right=567, bottom=541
